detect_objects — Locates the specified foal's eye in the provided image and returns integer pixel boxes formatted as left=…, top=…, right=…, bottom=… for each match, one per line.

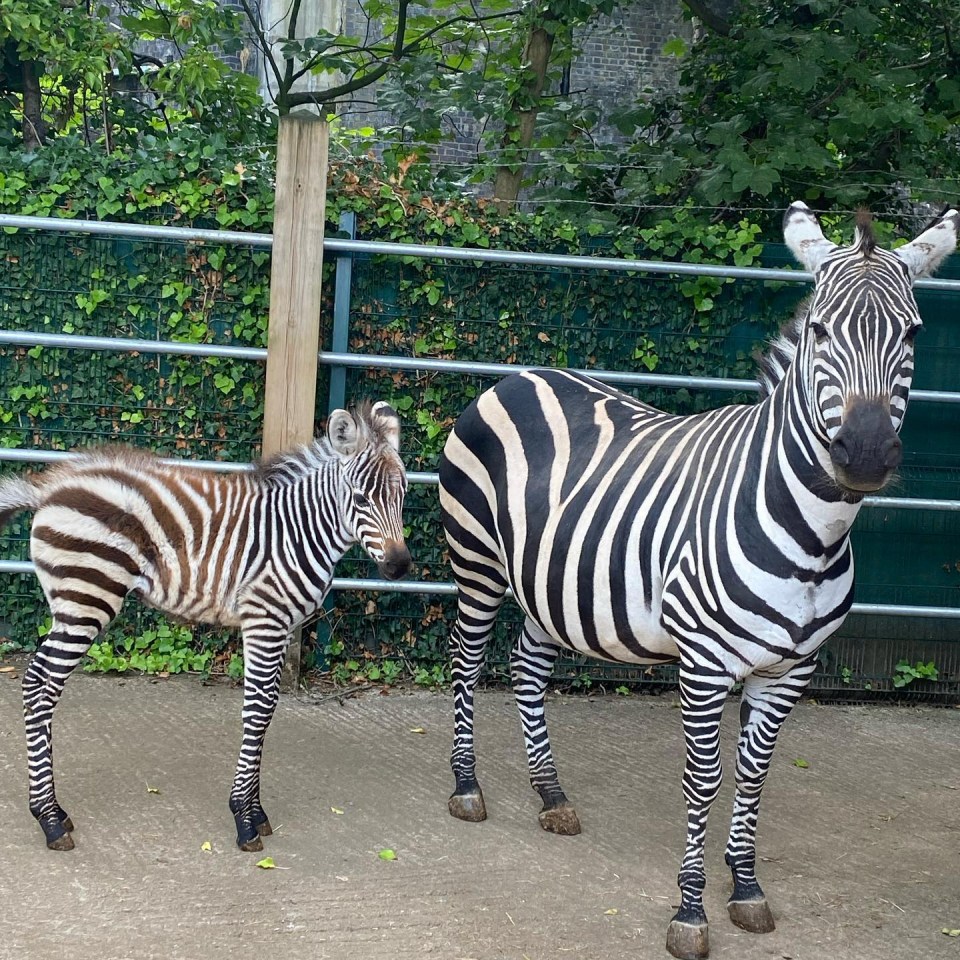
left=904, top=323, right=922, bottom=344
left=810, top=320, right=828, bottom=343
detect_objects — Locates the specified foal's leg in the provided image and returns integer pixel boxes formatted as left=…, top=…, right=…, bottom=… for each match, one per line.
left=724, top=656, right=818, bottom=934
left=666, top=666, right=734, bottom=960
left=23, top=609, right=116, bottom=850
left=229, top=618, right=291, bottom=851
left=511, top=620, right=580, bottom=835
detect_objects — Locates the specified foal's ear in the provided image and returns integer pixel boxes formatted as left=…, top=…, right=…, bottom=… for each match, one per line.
left=327, top=409, right=361, bottom=456
left=371, top=400, right=401, bottom=453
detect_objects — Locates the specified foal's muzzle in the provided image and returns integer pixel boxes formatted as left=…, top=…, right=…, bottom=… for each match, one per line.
left=377, top=540, right=413, bottom=580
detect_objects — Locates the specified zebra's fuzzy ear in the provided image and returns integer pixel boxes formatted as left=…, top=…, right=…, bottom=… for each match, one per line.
left=370, top=401, right=401, bottom=452
left=894, top=209, right=960, bottom=280
left=783, top=201, right=837, bottom=273
left=327, top=409, right=361, bottom=456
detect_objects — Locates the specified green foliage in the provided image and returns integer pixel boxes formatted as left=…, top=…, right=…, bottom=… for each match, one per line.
left=84, top=623, right=212, bottom=675
left=605, top=0, right=960, bottom=225
left=892, top=659, right=940, bottom=689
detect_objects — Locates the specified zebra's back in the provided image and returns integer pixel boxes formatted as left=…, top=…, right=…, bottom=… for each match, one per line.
left=28, top=448, right=258, bottom=627
left=439, top=368, right=851, bottom=672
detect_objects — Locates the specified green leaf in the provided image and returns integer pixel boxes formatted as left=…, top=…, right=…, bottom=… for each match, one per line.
left=378, top=848, right=397, bottom=861
left=255, top=857, right=276, bottom=869
left=792, top=758, right=809, bottom=769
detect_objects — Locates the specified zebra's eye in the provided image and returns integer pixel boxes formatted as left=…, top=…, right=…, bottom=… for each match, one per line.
left=905, top=323, right=922, bottom=344
left=810, top=320, right=828, bottom=343
left=353, top=491, right=370, bottom=507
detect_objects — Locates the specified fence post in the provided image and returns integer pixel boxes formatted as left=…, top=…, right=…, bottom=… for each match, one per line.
left=262, top=114, right=329, bottom=692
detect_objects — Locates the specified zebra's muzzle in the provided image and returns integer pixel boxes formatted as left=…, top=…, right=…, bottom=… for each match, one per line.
left=829, top=399, right=902, bottom=492
left=377, top=541, right=412, bottom=580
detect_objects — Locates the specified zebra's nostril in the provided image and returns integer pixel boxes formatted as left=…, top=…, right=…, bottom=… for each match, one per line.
left=882, top=436, right=903, bottom=469
left=829, top=437, right=850, bottom=467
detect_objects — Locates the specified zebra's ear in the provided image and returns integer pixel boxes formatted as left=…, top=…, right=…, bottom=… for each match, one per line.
left=783, top=201, right=837, bottom=273
left=327, top=409, right=361, bottom=456
left=370, top=400, right=401, bottom=452
left=894, top=209, right=960, bottom=280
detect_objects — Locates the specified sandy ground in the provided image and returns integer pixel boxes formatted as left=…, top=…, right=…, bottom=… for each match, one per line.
left=1, top=668, right=959, bottom=960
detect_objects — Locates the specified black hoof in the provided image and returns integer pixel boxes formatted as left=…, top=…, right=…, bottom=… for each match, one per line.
left=448, top=790, right=487, bottom=822
left=42, top=819, right=75, bottom=851
left=538, top=803, right=581, bottom=836
left=727, top=898, right=775, bottom=934
left=666, top=920, right=709, bottom=960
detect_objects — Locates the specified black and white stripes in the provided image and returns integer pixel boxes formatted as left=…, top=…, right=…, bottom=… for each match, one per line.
left=439, top=203, right=958, bottom=960
left=1, top=400, right=410, bottom=852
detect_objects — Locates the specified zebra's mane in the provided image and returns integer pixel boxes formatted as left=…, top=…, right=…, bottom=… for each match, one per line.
left=254, top=401, right=391, bottom=487
left=755, top=300, right=808, bottom=399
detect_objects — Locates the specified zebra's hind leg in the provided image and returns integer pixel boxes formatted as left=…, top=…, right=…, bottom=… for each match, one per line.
left=23, top=612, right=113, bottom=850
left=724, top=657, right=818, bottom=935
left=666, top=667, right=734, bottom=960
left=229, top=619, right=290, bottom=851
left=511, top=621, right=580, bottom=836
left=447, top=575, right=506, bottom=824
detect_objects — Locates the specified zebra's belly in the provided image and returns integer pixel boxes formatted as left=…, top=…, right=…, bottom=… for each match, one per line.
left=135, top=576, right=246, bottom=629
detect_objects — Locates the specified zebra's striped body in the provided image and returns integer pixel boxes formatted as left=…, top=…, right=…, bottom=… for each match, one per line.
left=1, top=401, right=410, bottom=852
left=439, top=204, right=958, bottom=959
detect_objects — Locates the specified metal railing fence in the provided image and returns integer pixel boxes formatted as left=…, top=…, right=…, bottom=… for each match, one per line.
left=2, top=214, right=960, bottom=621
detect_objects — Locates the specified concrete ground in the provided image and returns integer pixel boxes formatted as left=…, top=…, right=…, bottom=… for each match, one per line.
left=1, top=666, right=959, bottom=960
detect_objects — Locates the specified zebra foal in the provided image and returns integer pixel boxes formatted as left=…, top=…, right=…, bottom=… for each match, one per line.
left=439, top=204, right=958, bottom=959
left=0, top=401, right=411, bottom=852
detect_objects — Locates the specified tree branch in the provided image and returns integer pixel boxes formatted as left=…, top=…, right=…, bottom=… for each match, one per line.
left=238, top=0, right=285, bottom=92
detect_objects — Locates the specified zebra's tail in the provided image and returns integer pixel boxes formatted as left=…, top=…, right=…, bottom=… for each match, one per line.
left=0, top=473, right=41, bottom=529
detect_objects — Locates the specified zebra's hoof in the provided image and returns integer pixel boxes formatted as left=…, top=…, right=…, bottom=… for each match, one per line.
left=255, top=818, right=273, bottom=837
left=666, top=919, right=709, bottom=960
left=46, top=831, right=75, bottom=852
left=238, top=835, right=264, bottom=853
left=448, top=790, right=487, bottom=822
left=727, top=898, right=775, bottom=934
left=538, top=803, right=581, bottom=836
left=60, top=816, right=75, bottom=833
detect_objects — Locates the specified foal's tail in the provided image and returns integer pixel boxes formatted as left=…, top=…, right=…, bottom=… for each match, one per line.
left=0, top=473, right=41, bottom=530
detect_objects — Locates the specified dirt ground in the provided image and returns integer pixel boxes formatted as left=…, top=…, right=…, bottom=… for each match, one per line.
left=1, top=667, right=959, bottom=960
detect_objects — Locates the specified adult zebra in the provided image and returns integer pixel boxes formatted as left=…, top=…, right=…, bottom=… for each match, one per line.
left=439, top=204, right=958, bottom=960
left=0, top=401, right=411, bottom=853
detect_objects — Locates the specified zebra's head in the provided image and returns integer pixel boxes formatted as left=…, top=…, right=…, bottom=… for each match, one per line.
left=328, top=401, right=412, bottom=580
left=784, top=202, right=959, bottom=494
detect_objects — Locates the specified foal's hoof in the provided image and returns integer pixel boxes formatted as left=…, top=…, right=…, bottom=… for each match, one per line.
left=727, top=898, right=775, bottom=934
left=538, top=803, right=581, bottom=836
left=666, top=920, right=709, bottom=960
left=255, top=818, right=273, bottom=837
left=448, top=790, right=487, bottom=822
left=46, top=831, right=75, bottom=852
left=238, top=835, right=264, bottom=853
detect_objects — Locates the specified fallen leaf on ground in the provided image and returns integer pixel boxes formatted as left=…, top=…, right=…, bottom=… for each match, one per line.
left=378, top=849, right=397, bottom=861
left=146, top=785, right=161, bottom=794
left=942, top=929, right=960, bottom=937
left=792, top=758, right=809, bottom=769
left=331, top=807, right=345, bottom=815
left=256, top=857, right=276, bottom=869
left=604, top=908, right=618, bottom=916
left=200, top=841, right=212, bottom=852
left=0, top=665, right=17, bottom=674
left=409, top=727, right=426, bottom=735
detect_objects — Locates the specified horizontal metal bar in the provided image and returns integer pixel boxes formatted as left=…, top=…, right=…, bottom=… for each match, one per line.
left=5, top=213, right=958, bottom=290
left=0, top=561, right=957, bottom=618
left=0, top=329, right=267, bottom=361
left=0, top=449, right=435, bottom=486
left=5, top=330, right=959, bottom=404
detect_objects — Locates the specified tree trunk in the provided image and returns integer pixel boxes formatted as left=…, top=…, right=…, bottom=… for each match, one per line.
left=21, top=59, right=45, bottom=149
left=492, top=23, right=556, bottom=213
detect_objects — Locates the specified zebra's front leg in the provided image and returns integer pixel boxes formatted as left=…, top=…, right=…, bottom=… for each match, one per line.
left=511, top=622, right=580, bottom=836
left=23, top=619, right=104, bottom=850
left=725, top=657, right=818, bottom=935
left=230, top=620, right=290, bottom=851
left=666, top=669, right=734, bottom=960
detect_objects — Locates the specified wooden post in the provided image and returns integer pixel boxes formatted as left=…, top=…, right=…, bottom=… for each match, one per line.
left=263, top=114, right=329, bottom=692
